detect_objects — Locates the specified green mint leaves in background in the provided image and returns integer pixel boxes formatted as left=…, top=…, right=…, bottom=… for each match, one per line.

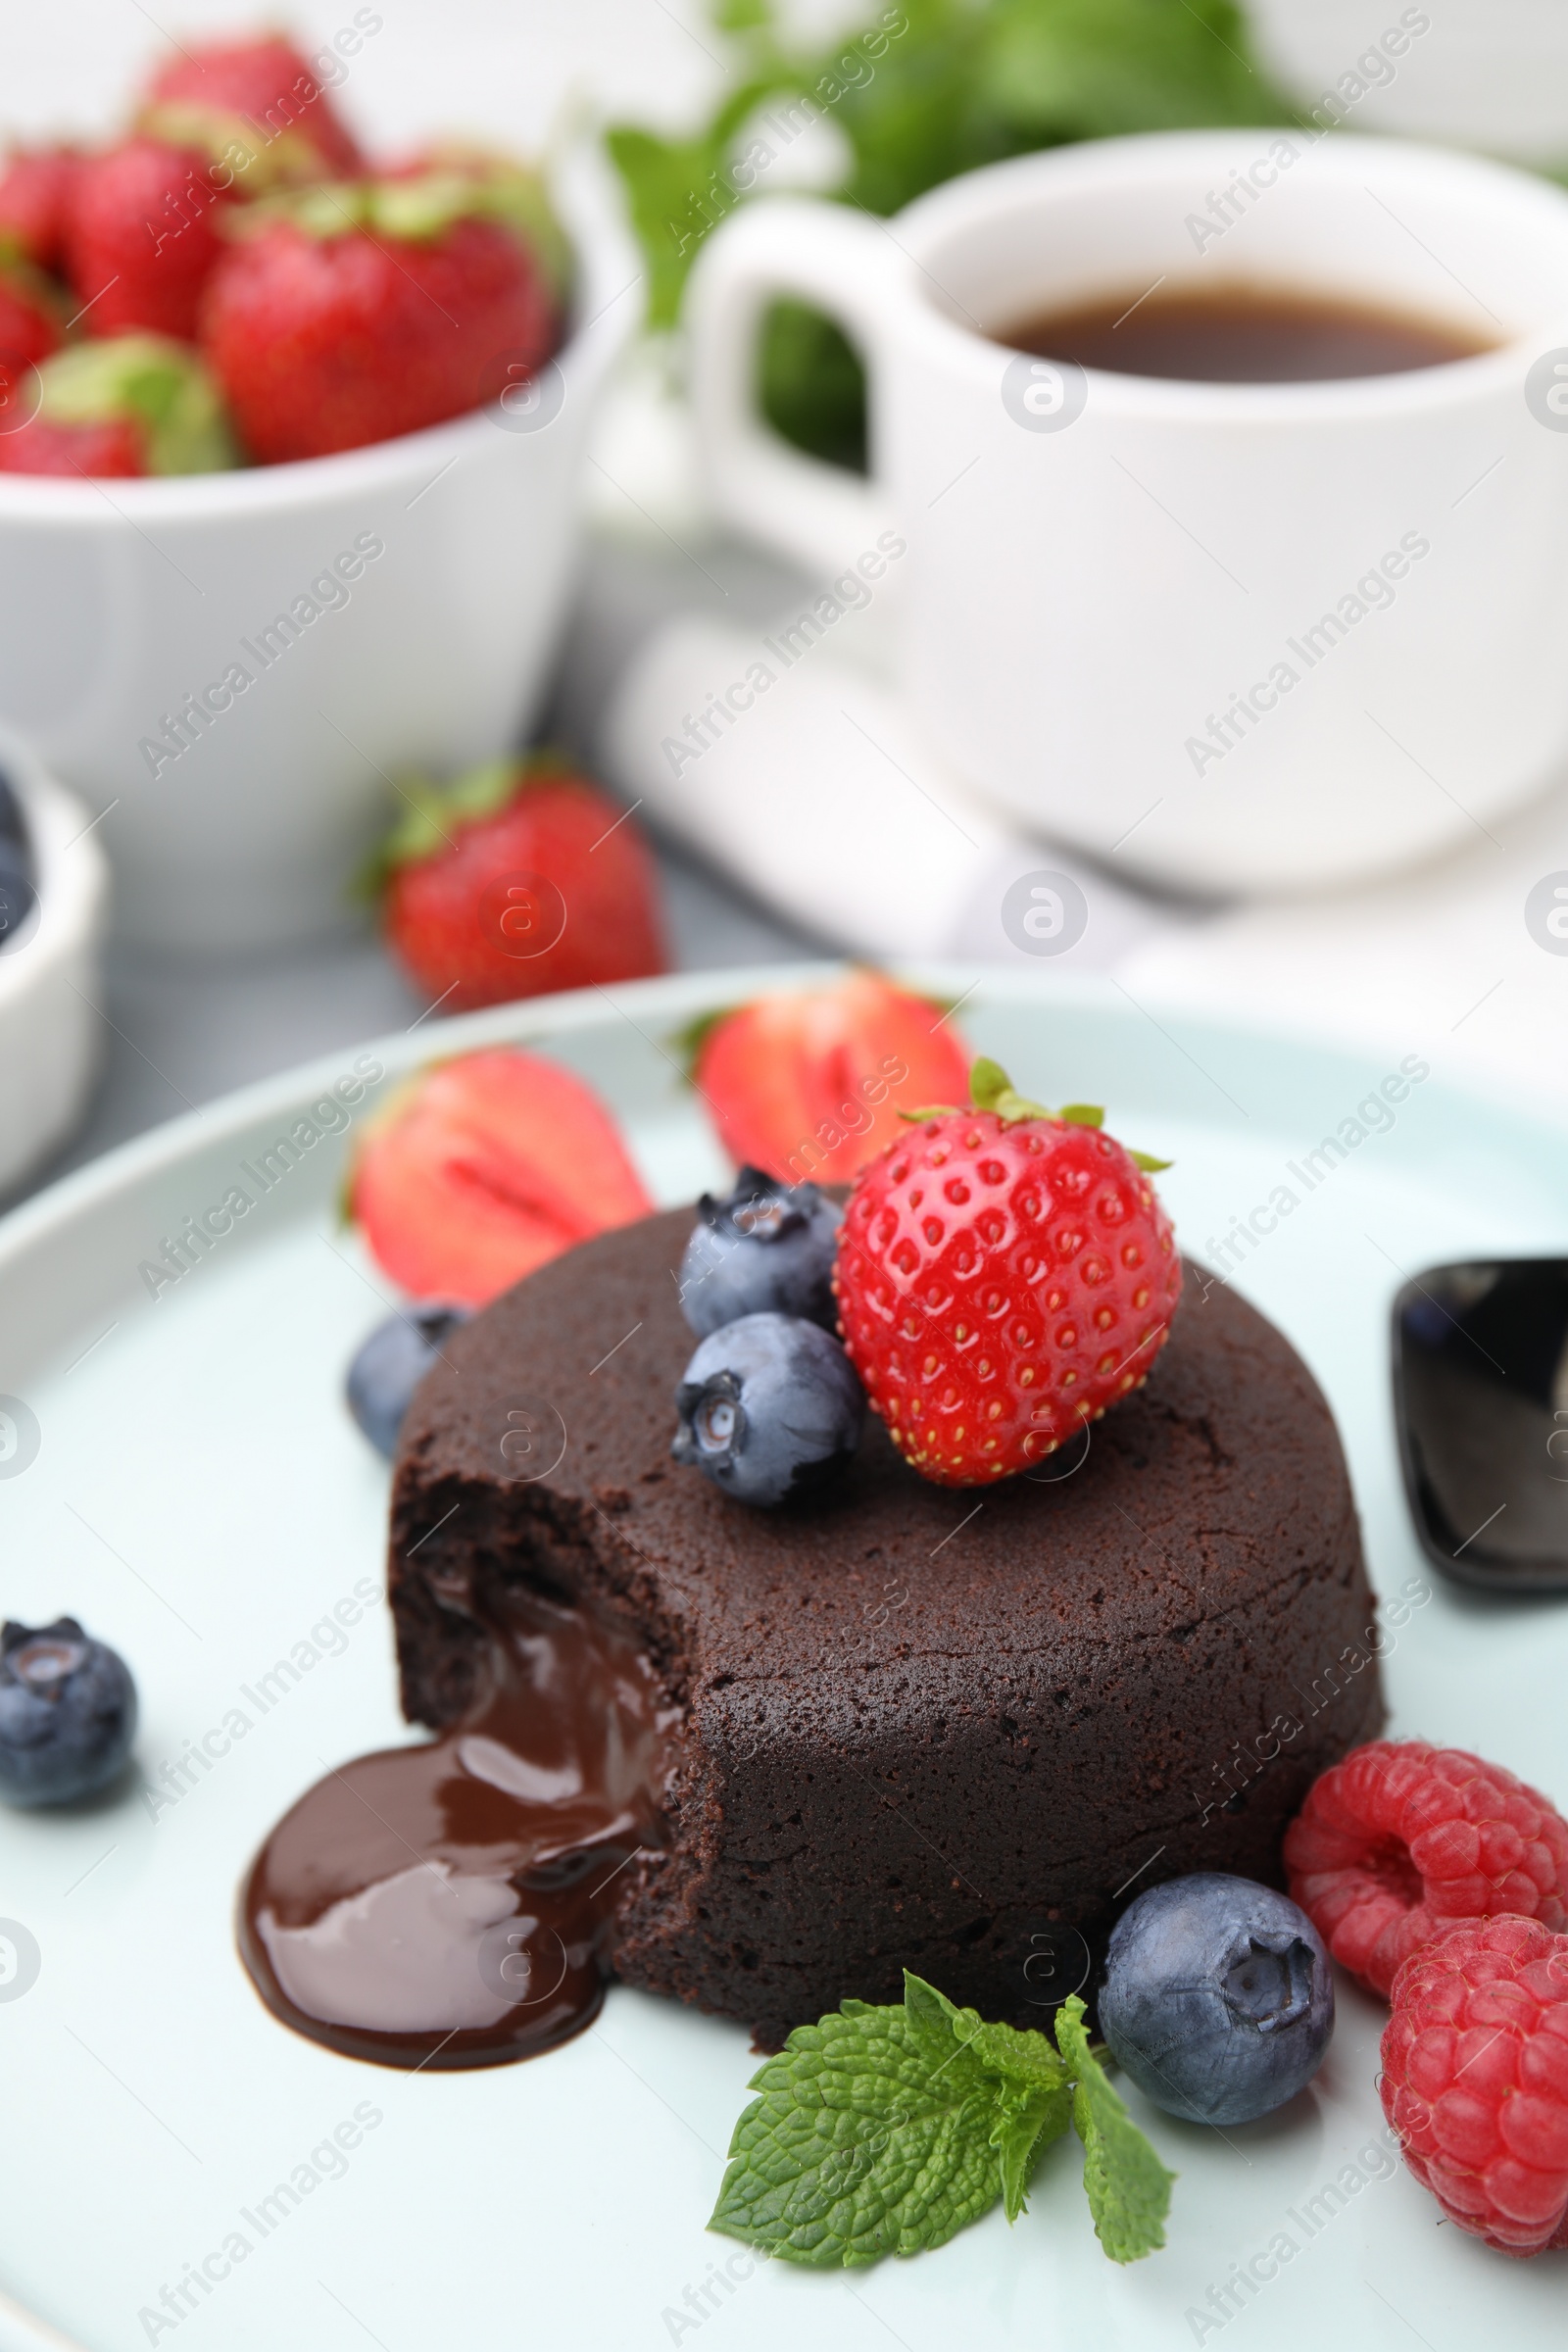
left=605, top=0, right=1290, bottom=466
left=709, top=1976, right=1173, bottom=2268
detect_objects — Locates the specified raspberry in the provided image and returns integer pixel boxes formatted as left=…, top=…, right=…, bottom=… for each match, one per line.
left=1381, top=1915, right=1568, bottom=2256
left=1285, top=1740, right=1568, bottom=1997
left=833, top=1060, right=1181, bottom=1487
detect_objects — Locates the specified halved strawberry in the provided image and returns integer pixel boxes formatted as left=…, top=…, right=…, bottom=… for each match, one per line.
left=684, top=970, right=971, bottom=1187
left=347, top=1048, right=655, bottom=1306
left=370, top=758, right=666, bottom=1013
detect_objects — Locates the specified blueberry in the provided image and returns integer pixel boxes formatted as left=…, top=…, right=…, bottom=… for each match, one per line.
left=679, top=1167, right=843, bottom=1338
left=0, top=1618, right=138, bottom=1807
left=0, top=767, right=36, bottom=954
left=672, top=1310, right=864, bottom=1507
left=345, top=1307, right=468, bottom=1458
left=1098, top=1872, right=1333, bottom=2127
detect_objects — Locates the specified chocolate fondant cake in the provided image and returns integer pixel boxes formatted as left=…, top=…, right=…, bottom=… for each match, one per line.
left=388, top=1209, right=1383, bottom=2051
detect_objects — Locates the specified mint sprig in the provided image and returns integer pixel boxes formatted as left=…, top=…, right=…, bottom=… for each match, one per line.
left=708, top=1974, right=1171, bottom=2269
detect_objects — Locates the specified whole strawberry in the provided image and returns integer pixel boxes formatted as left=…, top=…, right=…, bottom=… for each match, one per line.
left=66, top=136, right=231, bottom=340
left=834, top=1058, right=1180, bottom=1486
left=389, top=143, right=570, bottom=298
left=0, top=415, right=143, bottom=477
left=0, top=335, right=234, bottom=478
left=137, top=33, right=366, bottom=195
left=200, top=169, right=560, bottom=463
left=371, top=758, right=665, bottom=1012
left=1382, top=1915, right=1568, bottom=2256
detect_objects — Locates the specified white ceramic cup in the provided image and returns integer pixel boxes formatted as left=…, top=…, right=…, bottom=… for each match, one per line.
left=687, top=131, right=1568, bottom=894
left=1250, top=1, right=1568, bottom=164
left=0, top=146, right=640, bottom=954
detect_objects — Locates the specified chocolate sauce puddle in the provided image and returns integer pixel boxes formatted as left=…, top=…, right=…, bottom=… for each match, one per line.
left=238, top=1586, right=674, bottom=2069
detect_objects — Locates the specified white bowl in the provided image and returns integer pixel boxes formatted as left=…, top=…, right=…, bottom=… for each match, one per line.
left=0, top=145, right=641, bottom=955
left=0, top=724, right=110, bottom=1198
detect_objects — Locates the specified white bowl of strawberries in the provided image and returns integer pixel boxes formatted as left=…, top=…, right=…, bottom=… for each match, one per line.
left=0, top=34, right=640, bottom=954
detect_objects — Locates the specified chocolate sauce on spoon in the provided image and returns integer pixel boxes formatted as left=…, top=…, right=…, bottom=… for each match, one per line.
left=238, top=1586, right=674, bottom=2069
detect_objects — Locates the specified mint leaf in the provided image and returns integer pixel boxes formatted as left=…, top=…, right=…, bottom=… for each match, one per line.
left=760, top=299, right=869, bottom=472
left=1054, top=1995, right=1173, bottom=2263
left=983, top=0, right=1270, bottom=140
left=966, top=2010, right=1073, bottom=2094
left=603, top=74, right=773, bottom=330
left=709, top=1971, right=1072, bottom=2265
left=897, top=1968, right=968, bottom=2043
left=710, top=1976, right=1167, bottom=2269
left=964, top=2009, right=1074, bottom=2222
left=988, top=2069, right=1072, bottom=2221
left=709, top=1985, right=1007, bottom=2265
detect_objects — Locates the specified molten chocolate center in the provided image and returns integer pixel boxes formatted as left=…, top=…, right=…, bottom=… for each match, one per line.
left=238, top=1586, right=672, bottom=2068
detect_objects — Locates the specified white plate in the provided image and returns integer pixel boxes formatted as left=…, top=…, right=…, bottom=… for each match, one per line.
left=2, top=966, right=1566, bottom=2352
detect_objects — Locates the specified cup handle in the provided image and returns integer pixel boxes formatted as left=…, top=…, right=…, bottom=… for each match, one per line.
left=685, top=198, right=903, bottom=575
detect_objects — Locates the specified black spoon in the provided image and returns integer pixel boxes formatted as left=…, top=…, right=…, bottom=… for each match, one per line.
left=1393, top=1259, right=1568, bottom=1594
left=0, top=765, right=37, bottom=952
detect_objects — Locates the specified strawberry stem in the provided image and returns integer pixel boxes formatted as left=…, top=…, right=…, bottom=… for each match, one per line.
left=355, top=751, right=583, bottom=902
left=897, top=1058, right=1173, bottom=1169
left=222, top=159, right=570, bottom=295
